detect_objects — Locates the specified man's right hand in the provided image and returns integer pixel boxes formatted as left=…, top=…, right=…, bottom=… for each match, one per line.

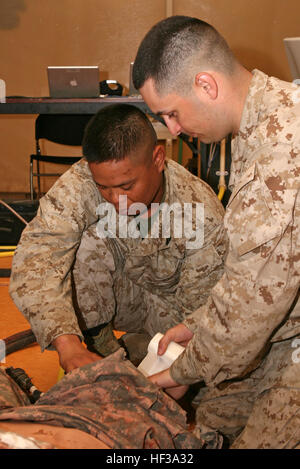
left=157, top=323, right=194, bottom=355
left=52, top=334, right=102, bottom=373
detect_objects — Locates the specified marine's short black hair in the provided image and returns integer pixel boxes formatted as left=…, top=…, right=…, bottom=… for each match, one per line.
left=133, top=15, right=235, bottom=95
left=82, top=104, right=157, bottom=163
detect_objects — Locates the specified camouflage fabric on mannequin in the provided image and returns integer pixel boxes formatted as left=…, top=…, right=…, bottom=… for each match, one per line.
left=0, top=350, right=203, bottom=449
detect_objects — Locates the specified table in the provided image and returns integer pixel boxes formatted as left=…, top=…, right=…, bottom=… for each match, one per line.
left=0, top=96, right=149, bottom=115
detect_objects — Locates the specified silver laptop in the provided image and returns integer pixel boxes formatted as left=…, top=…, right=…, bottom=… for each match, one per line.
left=283, top=38, right=300, bottom=80
left=47, top=66, right=100, bottom=98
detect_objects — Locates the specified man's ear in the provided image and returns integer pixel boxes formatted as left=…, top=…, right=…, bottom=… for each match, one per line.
left=194, top=72, right=218, bottom=100
left=152, top=145, right=166, bottom=171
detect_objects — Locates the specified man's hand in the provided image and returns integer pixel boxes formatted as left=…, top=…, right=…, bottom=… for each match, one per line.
left=149, top=368, right=188, bottom=400
left=157, top=323, right=194, bottom=355
left=147, top=324, right=193, bottom=400
left=52, top=334, right=102, bottom=373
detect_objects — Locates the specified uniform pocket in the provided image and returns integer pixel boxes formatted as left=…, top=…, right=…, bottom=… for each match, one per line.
left=225, top=163, right=283, bottom=257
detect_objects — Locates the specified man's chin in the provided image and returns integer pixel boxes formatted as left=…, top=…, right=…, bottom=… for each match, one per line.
left=197, top=136, right=220, bottom=144
left=184, top=131, right=219, bottom=144
left=187, top=132, right=211, bottom=143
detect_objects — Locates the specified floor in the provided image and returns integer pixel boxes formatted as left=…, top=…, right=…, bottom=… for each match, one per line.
left=0, top=255, right=62, bottom=392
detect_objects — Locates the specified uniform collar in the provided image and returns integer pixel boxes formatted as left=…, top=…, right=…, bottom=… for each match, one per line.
left=229, top=69, right=269, bottom=190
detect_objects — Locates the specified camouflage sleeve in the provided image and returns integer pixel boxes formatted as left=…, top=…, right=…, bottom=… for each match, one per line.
left=171, top=145, right=300, bottom=386
left=174, top=213, right=227, bottom=318
left=9, top=164, right=99, bottom=352
left=171, top=164, right=228, bottom=319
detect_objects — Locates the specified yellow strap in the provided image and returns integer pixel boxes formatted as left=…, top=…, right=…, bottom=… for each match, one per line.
left=0, top=251, right=14, bottom=258
left=57, top=366, right=65, bottom=382
left=217, top=186, right=225, bottom=201
left=217, top=139, right=227, bottom=201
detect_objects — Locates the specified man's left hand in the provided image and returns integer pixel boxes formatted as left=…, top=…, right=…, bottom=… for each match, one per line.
left=148, top=368, right=188, bottom=400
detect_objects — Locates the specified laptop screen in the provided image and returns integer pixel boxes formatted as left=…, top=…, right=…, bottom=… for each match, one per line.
left=283, top=38, right=300, bottom=81
left=47, top=66, right=100, bottom=98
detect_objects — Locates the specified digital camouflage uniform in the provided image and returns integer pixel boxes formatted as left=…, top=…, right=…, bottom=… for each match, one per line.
left=169, top=70, right=300, bottom=449
left=0, top=350, right=202, bottom=449
left=9, top=158, right=226, bottom=353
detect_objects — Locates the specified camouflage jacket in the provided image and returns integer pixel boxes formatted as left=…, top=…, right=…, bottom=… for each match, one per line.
left=171, top=69, right=300, bottom=387
left=9, top=159, right=226, bottom=351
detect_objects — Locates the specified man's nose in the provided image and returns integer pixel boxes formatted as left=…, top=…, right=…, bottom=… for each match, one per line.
left=163, top=116, right=182, bottom=136
left=108, top=189, right=120, bottom=206
left=109, top=190, right=127, bottom=210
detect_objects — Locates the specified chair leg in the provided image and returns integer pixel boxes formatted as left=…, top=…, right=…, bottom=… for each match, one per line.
left=30, top=158, right=34, bottom=200
left=36, top=160, right=41, bottom=199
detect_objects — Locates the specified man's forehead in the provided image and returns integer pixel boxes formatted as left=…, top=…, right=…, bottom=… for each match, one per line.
left=140, top=78, right=175, bottom=113
left=89, top=155, right=148, bottom=179
left=89, top=160, right=135, bottom=187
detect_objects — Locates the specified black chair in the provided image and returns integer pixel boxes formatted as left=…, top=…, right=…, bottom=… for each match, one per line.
left=30, top=114, right=93, bottom=199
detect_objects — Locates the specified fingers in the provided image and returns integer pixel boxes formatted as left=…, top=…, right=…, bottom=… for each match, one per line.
left=157, top=323, right=194, bottom=355
left=157, top=328, right=175, bottom=355
left=61, top=350, right=102, bottom=373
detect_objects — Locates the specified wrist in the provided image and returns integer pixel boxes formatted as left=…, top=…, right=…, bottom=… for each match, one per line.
left=182, top=317, right=198, bottom=334
left=52, top=334, right=82, bottom=355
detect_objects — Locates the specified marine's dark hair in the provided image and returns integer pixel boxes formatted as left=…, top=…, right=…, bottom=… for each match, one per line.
left=82, top=104, right=157, bottom=163
left=133, top=15, right=236, bottom=95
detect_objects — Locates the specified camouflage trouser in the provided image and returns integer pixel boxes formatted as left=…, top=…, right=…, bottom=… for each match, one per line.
left=72, top=225, right=183, bottom=336
left=0, top=367, right=30, bottom=409
left=193, top=336, right=300, bottom=449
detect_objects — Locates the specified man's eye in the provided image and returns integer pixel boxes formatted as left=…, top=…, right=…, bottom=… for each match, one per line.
left=168, top=112, right=177, bottom=118
left=122, top=185, right=132, bottom=191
